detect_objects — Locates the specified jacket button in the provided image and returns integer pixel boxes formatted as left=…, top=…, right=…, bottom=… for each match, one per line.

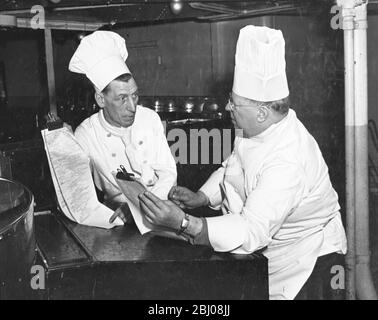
left=138, top=140, right=143, bottom=145
left=111, top=153, right=116, bottom=157
left=143, top=160, right=147, bottom=164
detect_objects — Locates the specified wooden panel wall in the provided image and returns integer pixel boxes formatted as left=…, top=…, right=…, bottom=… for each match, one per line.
left=0, top=30, right=47, bottom=111
left=117, top=21, right=213, bottom=96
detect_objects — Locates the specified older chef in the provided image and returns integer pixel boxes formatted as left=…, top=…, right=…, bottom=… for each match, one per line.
left=69, top=31, right=177, bottom=227
left=138, top=25, right=347, bottom=300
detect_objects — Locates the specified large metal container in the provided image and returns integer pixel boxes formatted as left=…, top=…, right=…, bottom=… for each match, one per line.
left=0, top=140, right=56, bottom=211
left=0, top=178, right=35, bottom=299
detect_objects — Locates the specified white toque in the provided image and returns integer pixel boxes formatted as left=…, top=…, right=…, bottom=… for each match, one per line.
left=232, top=25, right=289, bottom=102
left=69, top=31, right=130, bottom=92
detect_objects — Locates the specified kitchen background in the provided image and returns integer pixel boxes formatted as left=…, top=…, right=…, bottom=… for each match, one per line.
left=0, top=1, right=378, bottom=287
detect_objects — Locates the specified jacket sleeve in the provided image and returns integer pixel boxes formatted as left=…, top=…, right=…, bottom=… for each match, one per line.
left=199, top=165, right=225, bottom=210
left=205, top=161, right=306, bottom=253
left=149, top=114, right=178, bottom=200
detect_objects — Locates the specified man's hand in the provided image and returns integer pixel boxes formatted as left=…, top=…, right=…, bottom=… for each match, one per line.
left=168, top=186, right=209, bottom=210
left=109, top=202, right=133, bottom=224
left=63, top=122, right=73, bottom=133
left=139, top=191, right=185, bottom=231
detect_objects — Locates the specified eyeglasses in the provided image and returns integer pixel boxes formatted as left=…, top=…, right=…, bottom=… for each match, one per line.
left=227, top=93, right=264, bottom=111
left=227, top=99, right=258, bottom=111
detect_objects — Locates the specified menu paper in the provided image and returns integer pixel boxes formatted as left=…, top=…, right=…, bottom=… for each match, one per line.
left=112, top=172, right=152, bottom=234
left=114, top=174, right=187, bottom=240
left=42, top=127, right=123, bottom=229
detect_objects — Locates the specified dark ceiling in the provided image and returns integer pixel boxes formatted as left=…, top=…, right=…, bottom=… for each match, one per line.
left=2, top=0, right=377, bottom=29
left=0, top=0, right=337, bottom=27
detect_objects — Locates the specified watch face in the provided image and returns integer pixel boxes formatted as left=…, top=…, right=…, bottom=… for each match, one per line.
left=181, top=214, right=190, bottom=229
left=177, top=214, right=190, bottom=235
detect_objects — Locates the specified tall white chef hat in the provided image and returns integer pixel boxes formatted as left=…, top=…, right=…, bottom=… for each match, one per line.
left=232, top=25, right=289, bottom=102
left=69, top=31, right=130, bottom=92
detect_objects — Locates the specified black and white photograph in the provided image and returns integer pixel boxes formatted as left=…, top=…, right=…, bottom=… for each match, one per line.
left=0, top=0, right=377, bottom=305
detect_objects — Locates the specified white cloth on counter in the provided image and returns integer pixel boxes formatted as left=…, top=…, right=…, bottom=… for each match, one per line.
left=74, top=106, right=177, bottom=223
left=199, top=109, right=347, bottom=300
left=42, top=127, right=123, bottom=229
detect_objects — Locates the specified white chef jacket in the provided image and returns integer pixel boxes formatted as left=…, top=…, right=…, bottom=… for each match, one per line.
left=74, top=106, right=177, bottom=223
left=200, top=109, right=347, bottom=300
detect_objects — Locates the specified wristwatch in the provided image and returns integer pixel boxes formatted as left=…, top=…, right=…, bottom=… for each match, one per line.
left=177, top=213, right=190, bottom=235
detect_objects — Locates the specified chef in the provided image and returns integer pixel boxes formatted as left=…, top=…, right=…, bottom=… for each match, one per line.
left=68, top=31, right=177, bottom=227
left=138, top=25, right=347, bottom=300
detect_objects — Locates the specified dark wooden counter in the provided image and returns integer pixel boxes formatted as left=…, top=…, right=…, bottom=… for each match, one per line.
left=35, top=212, right=268, bottom=300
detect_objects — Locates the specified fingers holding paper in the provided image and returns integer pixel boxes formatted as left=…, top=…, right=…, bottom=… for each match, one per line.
left=109, top=202, right=133, bottom=224
left=139, top=191, right=185, bottom=231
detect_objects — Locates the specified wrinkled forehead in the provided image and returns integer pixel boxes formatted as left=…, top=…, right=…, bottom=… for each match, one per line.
left=106, top=78, right=138, bottom=96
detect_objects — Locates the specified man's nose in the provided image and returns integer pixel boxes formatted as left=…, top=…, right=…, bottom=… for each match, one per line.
left=125, top=96, right=136, bottom=112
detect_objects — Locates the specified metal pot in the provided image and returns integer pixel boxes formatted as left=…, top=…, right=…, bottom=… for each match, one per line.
left=202, top=97, right=219, bottom=113
left=0, top=178, right=35, bottom=299
left=153, top=99, right=165, bottom=113
left=168, top=118, right=213, bottom=125
left=183, top=97, right=195, bottom=113
left=166, top=99, right=177, bottom=113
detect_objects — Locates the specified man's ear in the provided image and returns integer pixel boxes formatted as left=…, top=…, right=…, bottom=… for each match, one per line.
left=256, top=105, right=269, bottom=123
left=95, top=92, right=105, bottom=109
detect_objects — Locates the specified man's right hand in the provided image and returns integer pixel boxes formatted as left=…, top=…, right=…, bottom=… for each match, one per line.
left=168, top=186, right=209, bottom=210
left=109, top=202, right=133, bottom=224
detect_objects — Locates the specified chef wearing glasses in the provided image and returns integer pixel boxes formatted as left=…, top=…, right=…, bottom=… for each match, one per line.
left=138, top=25, right=347, bottom=300
left=69, top=31, right=177, bottom=228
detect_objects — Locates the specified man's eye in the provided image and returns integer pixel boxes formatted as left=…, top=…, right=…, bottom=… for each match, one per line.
left=117, top=94, right=138, bottom=102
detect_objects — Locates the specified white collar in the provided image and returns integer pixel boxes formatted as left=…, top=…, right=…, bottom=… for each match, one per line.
left=249, top=109, right=293, bottom=143
left=234, top=109, right=295, bottom=153
left=98, top=109, right=131, bottom=137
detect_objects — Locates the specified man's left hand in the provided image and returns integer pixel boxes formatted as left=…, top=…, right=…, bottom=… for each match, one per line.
left=138, top=191, right=185, bottom=230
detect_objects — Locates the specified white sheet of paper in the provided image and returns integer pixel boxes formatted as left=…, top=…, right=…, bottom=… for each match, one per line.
left=113, top=173, right=188, bottom=241
left=112, top=173, right=153, bottom=234
left=42, top=128, right=123, bottom=229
